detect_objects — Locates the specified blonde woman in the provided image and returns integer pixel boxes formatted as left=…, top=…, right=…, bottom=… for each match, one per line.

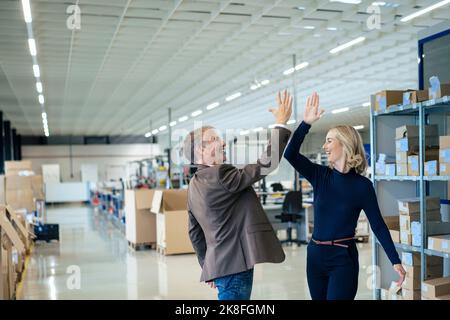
left=284, top=92, right=406, bottom=300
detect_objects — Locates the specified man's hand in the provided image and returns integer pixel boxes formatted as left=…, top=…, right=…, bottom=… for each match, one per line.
left=269, top=90, right=293, bottom=125
left=304, top=92, right=324, bottom=125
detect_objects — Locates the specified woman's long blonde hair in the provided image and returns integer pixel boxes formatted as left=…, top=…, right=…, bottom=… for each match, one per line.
left=329, top=125, right=368, bottom=175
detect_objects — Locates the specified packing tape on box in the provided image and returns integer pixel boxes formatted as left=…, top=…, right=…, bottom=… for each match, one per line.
left=441, top=149, right=450, bottom=162
left=441, top=164, right=447, bottom=173
left=377, top=95, right=386, bottom=111
left=443, top=242, right=448, bottom=250
left=411, top=157, right=418, bottom=171
left=429, top=238, right=434, bottom=249
left=422, top=284, right=428, bottom=292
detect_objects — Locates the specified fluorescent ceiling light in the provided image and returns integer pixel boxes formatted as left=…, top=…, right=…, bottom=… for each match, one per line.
left=144, top=132, right=152, bottom=138
left=225, top=92, right=241, bottom=102
left=372, top=1, right=386, bottom=5
left=38, top=94, right=44, bottom=104
left=169, top=121, right=177, bottom=127
left=206, top=102, right=220, bottom=110
left=303, top=26, right=315, bottom=30
left=330, top=36, right=365, bottom=54
left=159, top=125, right=167, bottom=131
left=283, top=67, right=295, bottom=76
left=330, top=0, right=362, bottom=4
left=36, top=81, right=42, bottom=93
left=250, top=84, right=260, bottom=90
left=400, top=0, right=450, bottom=22
left=178, top=116, right=188, bottom=122
left=332, top=107, right=349, bottom=114
left=239, top=130, right=250, bottom=136
left=253, top=127, right=263, bottom=132
left=191, top=110, right=203, bottom=117
left=261, top=79, right=270, bottom=86
left=327, top=27, right=338, bottom=31
left=296, top=6, right=305, bottom=10
left=353, top=125, right=364, bottom=130
left=41, top=112, right=47, bottom=120
left=362, top=102, right=371, bottom=107
left=295, top=62, right=309, bottom=71
left=151, top=129, right=159, bottom=135
left=28, top=38, right=36, bottom=56
left=313, top=34, right=321, bottom=38
left=33, top=64, right=40, bottom=77
left=21, top=0, right=32, bottom=23
left=287, top=119, right=296, bottom=125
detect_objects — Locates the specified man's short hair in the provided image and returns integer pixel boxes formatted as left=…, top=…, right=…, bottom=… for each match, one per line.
left=183, top=126, right=215, bottom=164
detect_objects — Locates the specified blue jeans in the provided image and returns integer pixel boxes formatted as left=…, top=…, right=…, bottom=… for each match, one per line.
left=213, top=269, right=254, bottom=300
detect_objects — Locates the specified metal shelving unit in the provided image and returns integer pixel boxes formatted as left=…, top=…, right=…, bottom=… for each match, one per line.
left=370, top=96, right=450, bottom=300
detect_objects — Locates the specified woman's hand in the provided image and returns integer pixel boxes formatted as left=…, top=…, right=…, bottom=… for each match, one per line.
left=269, top=90, right=293, bottom=125
left=393, top=264, right=406, bottom=287
left=303, top=92, right=324, bottom=125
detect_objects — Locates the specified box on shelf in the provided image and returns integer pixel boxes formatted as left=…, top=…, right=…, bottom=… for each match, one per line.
left=389, top=230, right=400, bottom=243
left=440, top=149, right=450, bottom=165
left=151, top=189, right=194, bottom=255
left=374, top=90, right=404, bottom=112
left=124, top=189, right=156, bottom=245
left=440, top=136, right=450, bottom=149
left=398, top=197, right=440, bottom=215
left=428, top=234, right=450, bottom=253
left=402, top=90, right=429, bottom=105
left=402, top=288, right=421, bottom=300
left=4, top=160, right=32, bottom=176
left=407, top=156, right=419, bottom=176
left=395, top=125, right=438, bottom=140
left=396, top=163, right=408, bottom=176
left=402, top=251, right=442, bottom=267
left=403, top=263, right=442, bottom=279
left=440, top=163, right=450, bottom=176
left=384, top=164, right=396, bottom=176
left=396, top=151, right=409, bottom=164
left=428, top=83, right=450, bottom=100
left=396, top=137, right=419, bottom=153
left=421, top=277, right=450, bottom=299
left=375, top=162, right=385, bottom=175
left=384, top=216, right=400, bottom=242
left=400, top=230, right=412, bottom=245
left=425, top=160, right=439, bottom=176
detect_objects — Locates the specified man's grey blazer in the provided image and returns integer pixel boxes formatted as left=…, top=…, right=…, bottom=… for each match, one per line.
left=187, top=127, right=291, bottom=282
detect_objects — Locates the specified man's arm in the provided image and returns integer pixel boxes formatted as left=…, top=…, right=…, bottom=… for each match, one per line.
left=218, top=126, right=291, bottom=193
left=188, top=209, right=207, bottom=267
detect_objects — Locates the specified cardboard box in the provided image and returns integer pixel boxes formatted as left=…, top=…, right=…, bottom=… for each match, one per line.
left=407, top=155, right=419, bottom=176
left=151, top=190, right=194, bottom=255
left=425, top=160, right=439, bottom=176
left=400, top=231, right=412, bottom=245
left=0, top=175, right=5, bottom=204
left=31, top=175, right=44, bottom=199
left=402, top=251, right=442, bottom=267
left=396, top=137, right=419, bottom=152
left=398, top=197, right=440, bottom=215
left=403, top=263, right=442, bottom=280
left=396, top=163, right=408, bottom=176
left=428, top=234, right=450, bottom=253
left=385, top=163, right=396, bottom=176
left=375, top=162, right=385, bottom=175
left=6, top=189, right=36, bottom=212
left=384, top=216, right=400, bottom=230
left=125, top=189, right=156, bottom=245
left=440, top=163, right=450, bottom=176
left=395, top=125, right=438, bottom=140
left=421, top=277, right=450, bottom=298
left=374, top=90, right=404, bottom=112
left=440, top=149, right=450, bottom=164
left=4, top=160, right=32, bottom=173
left=5, top=176, right=32, bottom=191
left=389, top=230, right=400, bottom=243
left=401, top=288, right=421, bottom=300
left=402, top=90, right=429, bottom=105
left=396, top=151, right=409, bottom=164
left=440, top=136, right=450, bottom=149
left=380, top=288, right=390, bottom=300
left=429, top=83, right=450, bottom=100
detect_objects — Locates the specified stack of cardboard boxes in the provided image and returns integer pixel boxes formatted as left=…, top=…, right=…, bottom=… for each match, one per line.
left=422, top=277, right=450, bottom=300
left=439, top=136, right=450, bottom=176
left=398, top=197, right=441, bottom=245
left=395, top=125, right=439, bottom=176
left=428, top=234, right=450, bottom=254
left=401, top=252, right=443, bottom=300
left=0, top=161, right=44, bottom=213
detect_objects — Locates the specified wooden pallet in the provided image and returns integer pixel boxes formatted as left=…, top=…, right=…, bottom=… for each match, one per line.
left=128, top=241, right=156, bottom=251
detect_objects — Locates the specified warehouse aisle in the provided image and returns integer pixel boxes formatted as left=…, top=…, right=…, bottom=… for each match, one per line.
left=19, top=204, right=373, bottom=300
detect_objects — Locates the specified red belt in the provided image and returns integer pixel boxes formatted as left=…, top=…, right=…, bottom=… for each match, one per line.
left=312, top=237, right=355, bottom=248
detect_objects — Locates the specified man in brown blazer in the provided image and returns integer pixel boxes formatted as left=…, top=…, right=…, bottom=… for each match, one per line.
left=184, top=91, right=293, bottom=300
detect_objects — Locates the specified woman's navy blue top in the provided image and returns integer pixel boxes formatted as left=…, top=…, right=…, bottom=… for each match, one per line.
left=284, top=121, right=400, bottom=265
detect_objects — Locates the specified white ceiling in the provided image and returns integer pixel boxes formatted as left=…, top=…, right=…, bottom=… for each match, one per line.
left=0, top=0, right=449, bottom=137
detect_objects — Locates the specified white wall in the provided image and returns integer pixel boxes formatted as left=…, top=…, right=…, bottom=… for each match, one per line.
left=22, top=144, right=161, bottom=182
